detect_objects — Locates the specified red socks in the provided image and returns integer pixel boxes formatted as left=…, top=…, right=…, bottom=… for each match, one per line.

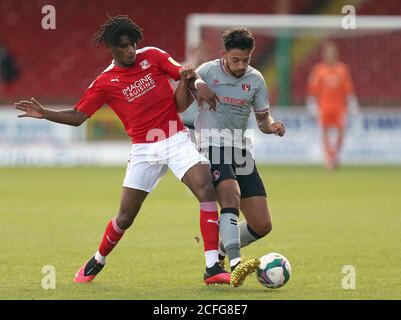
left=97, top=203, right=219, bottom=266
left=98, top=218, right=125, bottom=257
left=200, top=202, right=219, bottom=252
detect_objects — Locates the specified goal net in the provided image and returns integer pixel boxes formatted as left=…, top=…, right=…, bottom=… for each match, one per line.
left=184, top=14, right=401, bottom=164
left=186, top=14, right=401, bottom=108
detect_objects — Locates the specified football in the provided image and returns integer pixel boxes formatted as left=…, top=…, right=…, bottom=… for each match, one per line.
left=256, top=252, right=291, bottom=288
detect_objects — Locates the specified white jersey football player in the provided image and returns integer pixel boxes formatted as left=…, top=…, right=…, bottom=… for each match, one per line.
left=176, top=27, right=286, bottom=287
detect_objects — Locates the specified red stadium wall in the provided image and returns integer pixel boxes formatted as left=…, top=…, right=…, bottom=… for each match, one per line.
left=0, top=0, right=309, bottom=103
left=0, top=0, right=399, bottom=105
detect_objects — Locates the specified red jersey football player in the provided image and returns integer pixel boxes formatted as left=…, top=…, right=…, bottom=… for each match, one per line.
left=14, top=15, right=230, bottom=285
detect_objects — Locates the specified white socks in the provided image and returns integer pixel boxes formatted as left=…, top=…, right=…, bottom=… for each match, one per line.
left=95, top=251, right=106, bottom=265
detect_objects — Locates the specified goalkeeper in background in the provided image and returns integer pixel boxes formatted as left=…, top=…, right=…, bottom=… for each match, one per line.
left=307, top=41, right=359, bottom=170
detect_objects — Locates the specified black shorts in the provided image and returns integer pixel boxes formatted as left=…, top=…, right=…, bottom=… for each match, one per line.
left=207, top=146, right=267, bottom=198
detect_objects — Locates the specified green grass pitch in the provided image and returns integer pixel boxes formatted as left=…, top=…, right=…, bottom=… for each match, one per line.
left=0, top=166, right=400, bottom=300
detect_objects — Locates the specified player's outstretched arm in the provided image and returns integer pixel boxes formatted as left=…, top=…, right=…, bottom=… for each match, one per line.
left=175, top=64, right=196, bottom=113
left=175, top=65, right=220, bottom=113
left=189, top=77, right=220, bottom=111
left=255, top=111, right=286, bottom=136
left=14, top=97, right=88, bottom=126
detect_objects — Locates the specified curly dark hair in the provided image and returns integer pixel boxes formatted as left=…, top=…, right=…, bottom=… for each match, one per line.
left=93, top=14, right=144, bottom=47
left=222, top=27, right=255, bottom=51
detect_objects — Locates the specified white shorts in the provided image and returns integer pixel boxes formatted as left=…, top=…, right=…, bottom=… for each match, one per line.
left=123, top=129, right=209, bottom=192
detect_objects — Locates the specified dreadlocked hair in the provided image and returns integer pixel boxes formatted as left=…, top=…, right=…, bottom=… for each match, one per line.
left=93, top=14, right=144, bottom=47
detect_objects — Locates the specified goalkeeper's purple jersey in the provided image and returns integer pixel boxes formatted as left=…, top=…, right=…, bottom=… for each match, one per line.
left=194, top=59, right=270, bottom=148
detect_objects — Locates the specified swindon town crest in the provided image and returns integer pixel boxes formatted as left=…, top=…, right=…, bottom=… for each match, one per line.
left=140, top=60, right=151, bottom=70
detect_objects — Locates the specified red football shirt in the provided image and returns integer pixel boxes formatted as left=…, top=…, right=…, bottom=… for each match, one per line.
left=75, top=46, right=185, bottom=143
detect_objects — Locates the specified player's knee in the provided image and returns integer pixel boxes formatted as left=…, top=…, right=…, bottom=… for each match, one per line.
left=195, top=182, right=216, bottom=202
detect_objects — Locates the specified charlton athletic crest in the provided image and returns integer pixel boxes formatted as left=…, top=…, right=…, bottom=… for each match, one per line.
left=140, top=60, right=151, bottom=70
left=242, top=83, right=251, bottom=92
left=213, top=170, right=221, bottom=181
